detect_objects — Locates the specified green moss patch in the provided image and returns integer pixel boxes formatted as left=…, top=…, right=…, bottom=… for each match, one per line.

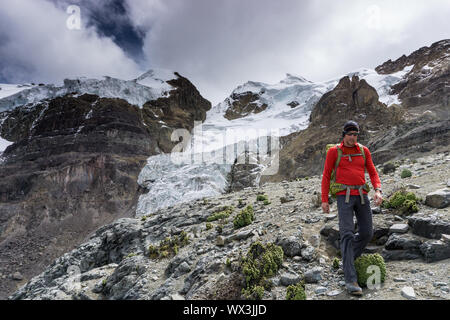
left=256, top=194, right=268, bottom=201
left=400, top=169, right=412, bottom=179
left=148, top=231, right=190, bottom=259
left=382, top=189, right=420, bottom=214
left=286, top=281, right=306, bottom=300
left=233, top=205, right=254, bottom=229
left=240, top=241, right=284, bottom=300
left=354, top=253, right=386, bottom=288
left=332, top=257, right=340, bottom=269
left=207, top=205, right=234, bottom=222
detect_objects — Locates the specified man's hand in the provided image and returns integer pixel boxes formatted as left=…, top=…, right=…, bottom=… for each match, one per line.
left=321, top=202, right=330, bottom=213
left=373, top=190, right=383, bottom=206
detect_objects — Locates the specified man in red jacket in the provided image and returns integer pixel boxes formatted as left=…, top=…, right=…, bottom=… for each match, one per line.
left=321, top=120, right=383, bottom=296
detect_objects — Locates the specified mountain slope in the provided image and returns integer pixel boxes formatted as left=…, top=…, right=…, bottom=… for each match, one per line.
left=0, top=70, right=211, bottom=299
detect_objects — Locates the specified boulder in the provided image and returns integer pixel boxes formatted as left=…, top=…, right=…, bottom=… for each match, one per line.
left=408, top=214, right=450, bottom=239
left=304, top=267, right=322, bottom=283
left=384, top=233, right=423, bottom=251
left=276, top=236, right=302, bottom=257
left=280, top=272, right=302, bottom=286
left=425, top=188, right=450, bottom=208
left=389, top=224, right=409, bottom=234
left=301, top=246, right=316, bottom=261
left=401, top=286, right=416, bottom=300
left=420, top=240, right=450, bottom=263
left=320, top=222, right=340, bottom=249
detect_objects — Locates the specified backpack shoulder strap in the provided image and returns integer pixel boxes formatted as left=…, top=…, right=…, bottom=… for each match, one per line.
left=358, top=143, right=367, bottom=173
left=357, top=143, right=366, bottom=164
left=334, top=144, right=342, bottom=171
left=329, top=144, right=342, bottom=183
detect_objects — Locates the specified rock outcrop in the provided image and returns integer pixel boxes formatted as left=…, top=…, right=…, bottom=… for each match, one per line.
left=376, top=39, right=449, bottom=111
left=224, top=91, right=268, bottom=120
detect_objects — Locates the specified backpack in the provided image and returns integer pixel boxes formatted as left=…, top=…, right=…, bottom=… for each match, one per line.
left=326, top=143, right=371, bottom=203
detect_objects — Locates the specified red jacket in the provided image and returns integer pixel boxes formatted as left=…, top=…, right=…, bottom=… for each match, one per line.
left=321, top=140, right=381, bottom=203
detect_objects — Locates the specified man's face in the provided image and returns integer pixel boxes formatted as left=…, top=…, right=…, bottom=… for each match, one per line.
left=344, top=130, right=358, bottom=146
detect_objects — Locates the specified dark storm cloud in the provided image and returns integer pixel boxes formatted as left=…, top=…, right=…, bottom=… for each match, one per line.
left=50, top=0, right=146, bottom=62
left=0, top=0, right=141, bottom=84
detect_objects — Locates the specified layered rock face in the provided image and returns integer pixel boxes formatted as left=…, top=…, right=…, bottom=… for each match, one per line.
left=0, top=73, right=211, bottom=298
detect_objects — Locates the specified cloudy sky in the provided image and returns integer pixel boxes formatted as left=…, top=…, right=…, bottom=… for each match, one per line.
left=0, top=0, right=449, bottom=105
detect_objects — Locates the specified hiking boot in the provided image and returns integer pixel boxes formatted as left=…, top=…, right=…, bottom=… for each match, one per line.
left=345, top=282, right=363, bottom=296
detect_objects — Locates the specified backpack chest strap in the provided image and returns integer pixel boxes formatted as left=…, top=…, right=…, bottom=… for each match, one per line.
left=341, top=153, right=363, bottom=162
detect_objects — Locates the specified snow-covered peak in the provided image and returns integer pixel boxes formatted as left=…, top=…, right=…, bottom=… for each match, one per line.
left=0, top=70, right=180, bottom=112
left=135, top=64, right=420, bottom=217
left=0, top=83, right=37, bottom=99
left=133, top=68, right=177, bottom=97
left=135, top=68, right=177, bottom=83
left=281, top=73, right=312, bottom=85
left=232, top=80, right=268, bottom=95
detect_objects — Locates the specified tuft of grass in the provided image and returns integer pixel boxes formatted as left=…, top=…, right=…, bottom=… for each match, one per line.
left=240, top=241, right=284, bottom=300
left=207, top=206, right=234, bottom=222
left=332, top=257, right=340, bottom=269
left=148, top=231, right=190, bottom=260
left=233, top=205, right=254, bottom=229
left=286, top=281, right=306, bottom=300
left=256, top=194, right=268, bottom=201
left=382, top=189, right=420, bottom=214
left=400, top=169, right=412, bottom=179
left=354, top=253, right=386, bottom=288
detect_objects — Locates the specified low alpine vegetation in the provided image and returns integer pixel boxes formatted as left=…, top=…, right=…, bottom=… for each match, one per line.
left=207, top=205, right=234, bottom=222
left=382, top=189, right=420, bottom=214
left=286, top=281, right=306, bottom=300
left=354, top=253, right=386, bottom=288
left=240, top=241, right=284, bottom=300
left=400, top=169, right=412, bottom=179
left=233, top=205, right=254, bottom=229
left=148, top=231, right=190, bottom=259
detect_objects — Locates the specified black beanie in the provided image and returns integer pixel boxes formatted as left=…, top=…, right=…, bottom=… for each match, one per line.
left=342, top=120, right=359, bottom=137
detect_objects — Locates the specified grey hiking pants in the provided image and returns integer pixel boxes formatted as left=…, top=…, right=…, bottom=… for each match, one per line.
left=337, top=194, right=374, bottom=283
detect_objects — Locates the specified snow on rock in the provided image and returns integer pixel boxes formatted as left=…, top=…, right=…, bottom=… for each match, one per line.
left=346, top=65, right=413, bottom=106
left=0, top=69, right=178, bottom=112
left=0, top=83, right=37, bottom=99
left=0, top=136, right=13, bottom=153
